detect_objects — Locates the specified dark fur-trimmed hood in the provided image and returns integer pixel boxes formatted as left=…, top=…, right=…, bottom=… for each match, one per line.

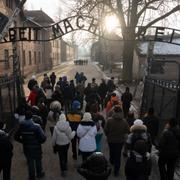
left=130, top=124, right=147, bottom=133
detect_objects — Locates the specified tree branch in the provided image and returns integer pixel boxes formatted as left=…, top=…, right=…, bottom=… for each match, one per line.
left=137, top=0, right=162, bottom=19
left=137, top=5, right=180, bottom=37
left=116, top=0, right=127, bottom=33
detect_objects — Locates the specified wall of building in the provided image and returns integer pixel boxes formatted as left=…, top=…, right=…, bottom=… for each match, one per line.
left=91, top=35, right=124, bottom=70
left=0, top=0, right=20, bottom=76
left=51, top=39, right=61, bottom=67
left=0, top=4, right=75, bottom=78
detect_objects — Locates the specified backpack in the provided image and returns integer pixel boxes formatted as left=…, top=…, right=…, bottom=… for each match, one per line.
left=130, top=133, right=149, bottom=161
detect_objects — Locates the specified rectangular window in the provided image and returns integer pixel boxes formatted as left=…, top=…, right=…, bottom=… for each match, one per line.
left=4, top=49, right=9, bottom=69
left=29, top=51, right=31, bottom=65
left=34, top=51, right=36, bottom=64
left=6, top=0, right=13, bottom=9
left=38, top=51, right=41, bottom=63
left=22, top=50, right=26, bottom=66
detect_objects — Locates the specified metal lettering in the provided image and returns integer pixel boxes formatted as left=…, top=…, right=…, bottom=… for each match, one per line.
left=155, top=27, right=165, bottom=41
left=88, top=18, right=98, bottom=34
left=9, top=28, right=16, bottom=41
left=52, top=23, right=64, bottom=38
left=28, top=27, right=32, bottom=41
left=19, top=27, right=27, bottom=41
left=63, top=19, right=74, bottom=33
left=76, top=16, right=85, bottom=29
left=33, top=28, right=40, bottom=41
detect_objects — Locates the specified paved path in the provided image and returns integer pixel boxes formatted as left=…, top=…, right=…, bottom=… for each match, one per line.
left=2, top=62, right=161, bottom=180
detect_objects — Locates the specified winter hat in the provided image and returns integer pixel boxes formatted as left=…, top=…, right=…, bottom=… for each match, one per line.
left=72, top=100, right=81, bottom=110
left=62, top=76, right=67, bottom=81
left=59, top=114, right=66, bottom=121
left=31, top=75, right=36, bottom=79
left=50, top=101, right=61, bottom=111
left=133, top=119, right=143, bottom=126
left=130, top=119, right=147, bottom=132
left=82, top=112, right=92, bottom=122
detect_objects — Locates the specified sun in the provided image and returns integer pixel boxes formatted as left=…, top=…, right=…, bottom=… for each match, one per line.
left=105, top=15, right=119, bottom=32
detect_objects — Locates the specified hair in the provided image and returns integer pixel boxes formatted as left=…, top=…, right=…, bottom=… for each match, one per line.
left=114, top=105, right=122, bottom=113
left=111, top=92, right=116, bottom=97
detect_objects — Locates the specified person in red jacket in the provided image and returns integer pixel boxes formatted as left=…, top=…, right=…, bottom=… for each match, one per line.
left=27, top=87, right=38, bottom=106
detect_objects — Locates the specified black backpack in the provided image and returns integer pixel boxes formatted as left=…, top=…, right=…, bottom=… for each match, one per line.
left=131, top=133, right=149, bottom=156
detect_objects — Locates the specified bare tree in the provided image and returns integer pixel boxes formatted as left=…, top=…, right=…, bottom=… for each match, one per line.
left=70, top=0, right=180, bottom=81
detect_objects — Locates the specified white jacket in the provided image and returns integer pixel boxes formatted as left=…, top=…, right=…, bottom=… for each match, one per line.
left=77, top=122, right=97, bottom=152
left=52, top=119, right=75, bottom=146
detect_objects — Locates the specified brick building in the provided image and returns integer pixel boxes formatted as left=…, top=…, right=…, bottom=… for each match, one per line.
left=0, top=0, right=23, bottom=76
left=0, top=3, right=76, bottom=78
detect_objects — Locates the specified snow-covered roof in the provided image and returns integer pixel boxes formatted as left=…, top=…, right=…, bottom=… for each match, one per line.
left=139, top=39, right=180, bottom=55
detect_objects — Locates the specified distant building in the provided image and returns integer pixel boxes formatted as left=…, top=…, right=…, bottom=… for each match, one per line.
left=91, top=33, right=123, bottom=70
left=0, top=0, right=23, bottom=75
left=22, top=10, right=54, bottom=76
left=134, top=38, right=180, bottom=80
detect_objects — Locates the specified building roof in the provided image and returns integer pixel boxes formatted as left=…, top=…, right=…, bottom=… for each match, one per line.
left=24, top=10, right=54, bottom=24
left=138, top=38, right=180, bottom=56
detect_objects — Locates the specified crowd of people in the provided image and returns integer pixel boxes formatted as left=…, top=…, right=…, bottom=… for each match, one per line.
left=0, top=71, right=180, bottom=180
left=74, top=59, right=88, bottom=65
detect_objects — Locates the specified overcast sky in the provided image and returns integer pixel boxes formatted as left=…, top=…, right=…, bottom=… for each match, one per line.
left=25, top=0, right=75, bottom=20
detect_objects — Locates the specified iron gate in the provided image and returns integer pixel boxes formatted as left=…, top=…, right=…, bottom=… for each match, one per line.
left=0, top=75, right=23, bottom=129
left=141, top=60, right=180, bottom=126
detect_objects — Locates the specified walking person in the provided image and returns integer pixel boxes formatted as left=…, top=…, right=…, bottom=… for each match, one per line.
left=90, top=104, right=105, bottom=152
left=124, top=119, right=152, bottom=180
left=158, top=118, right=180, bottom=180
left=47, top=101, right=62, bottom=135
left=77, top=112, right=97, bottom=162
left=121, top=87, right=133, bottom=118
left=0, top=129, right=13, bottom=180
left=77, top=152, right=111, bottom=180
left=15, top=110, right=46, bottom=180
left=50, top=72, right=56, bottom=89
left=66, top=100, right=83, bottom=160
left=104, top=105, right=129, bottom=176
left=27, top=75, right=38, bottom=91
left=52, top=114, right=75, bottom=177
left=143, top=107, right=159, bottom=146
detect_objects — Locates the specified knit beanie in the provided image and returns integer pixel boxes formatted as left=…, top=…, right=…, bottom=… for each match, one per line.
left=82, top=112, right=92, bottom=122
left=59, top=114, right=66, bottom=121
left=133, top=119, right=143, bottom=126
left=72, top=100, right=81, bottom=110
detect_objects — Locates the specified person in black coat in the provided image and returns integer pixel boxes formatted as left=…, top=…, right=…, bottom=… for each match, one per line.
left=15, top=110, right=46, bottom=180
left=158, top=118, right=180, bottom=180
left=124, top=119, right=152, bottom=180
left=77, top=152, right=111, bottom=180
left=50, top=72, right=56, bottom=89
left=121, top=87, right=132, bottom=118
left=143, top=107, right=159, bottom=146
left=28, top=75, right=38, bottom=91
left=0, top=129, right=13, bottom=180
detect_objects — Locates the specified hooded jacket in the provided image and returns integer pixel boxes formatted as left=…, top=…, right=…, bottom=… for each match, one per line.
left=125, top=124, right=152, bottom=176
left=77, top=119, right=97, bottom=152
left=126, top=123, right=152, bottom=154
left=104, top=112, right=129, bottom=143
left=15, top=119, right=46, bottom=158
left=52, top=115, right=75, bottom=146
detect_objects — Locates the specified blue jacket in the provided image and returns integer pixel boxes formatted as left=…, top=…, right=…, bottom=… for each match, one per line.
left=15, top=119, right=46, bottom=158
